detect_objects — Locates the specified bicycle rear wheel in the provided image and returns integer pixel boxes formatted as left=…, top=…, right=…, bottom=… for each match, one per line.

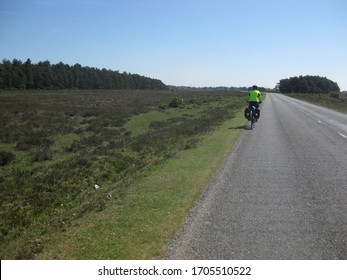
left=250, top=110, right=255, bottom=129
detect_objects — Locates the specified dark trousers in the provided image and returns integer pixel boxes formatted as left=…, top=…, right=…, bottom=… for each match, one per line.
left=248, top=101, right=259, bottom=109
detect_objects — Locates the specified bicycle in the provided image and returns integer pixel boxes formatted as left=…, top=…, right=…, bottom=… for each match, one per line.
left=244, top=102, right=260, bottom=129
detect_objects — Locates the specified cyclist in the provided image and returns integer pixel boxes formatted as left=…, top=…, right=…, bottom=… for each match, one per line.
left=247, top=85, right=262, bottom=121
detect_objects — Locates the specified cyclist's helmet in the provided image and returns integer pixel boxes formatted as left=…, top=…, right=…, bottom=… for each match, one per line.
left=253, top=85, right=258, bottom=89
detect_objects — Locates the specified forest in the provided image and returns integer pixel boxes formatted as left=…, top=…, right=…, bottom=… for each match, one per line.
left=0, top=58, right=168, bottom=90
left=278, top=75, right=340, bottom=94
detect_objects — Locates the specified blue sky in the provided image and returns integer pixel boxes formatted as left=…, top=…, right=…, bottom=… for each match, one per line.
left=1, top=0, right=346, bottom=89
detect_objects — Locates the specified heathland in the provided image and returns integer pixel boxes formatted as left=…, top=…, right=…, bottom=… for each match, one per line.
left=283, top=92, right=347, bottom=114
left=0, top=89, right=246, bottom=259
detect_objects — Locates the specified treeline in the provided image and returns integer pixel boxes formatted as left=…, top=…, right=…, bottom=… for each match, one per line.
left=168, top=85, right=249, bottom=91
left=278, top=75, right=340, bottom=94
left=0, top=58, right=168, bottom=90
left=168, top=85, right=269, bottom=92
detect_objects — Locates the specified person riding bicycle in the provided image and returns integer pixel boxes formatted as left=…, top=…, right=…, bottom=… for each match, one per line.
left=246, top=85, right=262, bottom=121
left=248, top=85, right=262, bottom=109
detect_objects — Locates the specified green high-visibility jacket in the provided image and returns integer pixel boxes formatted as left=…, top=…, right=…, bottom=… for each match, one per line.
left=248, top=89, right=262, bottom=102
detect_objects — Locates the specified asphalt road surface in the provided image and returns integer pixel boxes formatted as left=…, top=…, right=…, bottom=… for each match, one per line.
left=166, top=93, right=347, bottom=259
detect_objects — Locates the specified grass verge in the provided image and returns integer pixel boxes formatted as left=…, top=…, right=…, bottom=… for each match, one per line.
left=36, top=110, right=247, bottom=259
left=284, top=93, right=347, bottom=114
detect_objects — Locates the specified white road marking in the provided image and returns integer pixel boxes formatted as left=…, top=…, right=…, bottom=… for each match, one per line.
left=338, top=133, right=347, bottom=139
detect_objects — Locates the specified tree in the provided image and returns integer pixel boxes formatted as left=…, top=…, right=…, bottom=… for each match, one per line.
left=11, top=59, right=27, bottom=89
left=279, top=75, right=340, bottom=94
left=24, top=59, right=34, bottom=89
left=0, top=58, right=168, bottom=90
left=1, top=59, right=14, bottom=89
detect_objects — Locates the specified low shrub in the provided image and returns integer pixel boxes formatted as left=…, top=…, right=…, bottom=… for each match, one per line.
left=169, top=97, right=184, bottom=108
left=16, top=135, right=53, bottom=151
left=330, top=92, right=340, bottom=99
left=31, top=148, right=53, bottom=162
left=0, top=150, right=16, bottom=166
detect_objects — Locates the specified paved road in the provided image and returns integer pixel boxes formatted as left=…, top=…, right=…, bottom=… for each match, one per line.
left=166, top=93, right=347, bottom=259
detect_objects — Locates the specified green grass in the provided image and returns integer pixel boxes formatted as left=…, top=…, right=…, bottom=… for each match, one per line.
left=124, top=110, right=170, bottom=136
left=284, top=93, right=347, bottom=114
left=124, top=102, right=224, bottom=136
left=36, top=110, right=247, bottom=259
left=51, top=133, right=80, bottom=153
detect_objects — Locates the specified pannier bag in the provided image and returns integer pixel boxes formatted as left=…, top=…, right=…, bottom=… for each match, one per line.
left=244, top=108, right=250, bottom=120
left=255, top=108, right=260, bottom=119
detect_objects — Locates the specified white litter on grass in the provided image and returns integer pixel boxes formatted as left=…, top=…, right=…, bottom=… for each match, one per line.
left=94, top=183, right=100, bottom=189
